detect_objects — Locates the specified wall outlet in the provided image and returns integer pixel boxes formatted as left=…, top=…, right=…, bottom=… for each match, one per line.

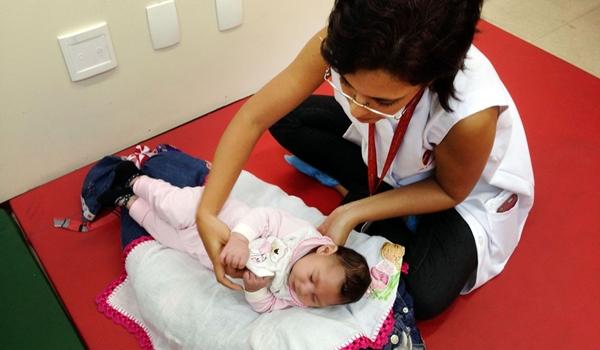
left=57, top=22, right=118, bottom=82
left=146, top=0, right=180, bottom=49
left=215, top=0, right=243, bottom=31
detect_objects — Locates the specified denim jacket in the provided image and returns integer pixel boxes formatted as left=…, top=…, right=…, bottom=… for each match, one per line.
left=381, top=278, right=426, bottom=350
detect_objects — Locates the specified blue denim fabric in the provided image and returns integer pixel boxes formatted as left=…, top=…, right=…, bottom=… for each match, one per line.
left=119, top=208, right=150, bottom=248
left=141, top=151, right=210, bottom=188
left=81, top=155, right=124, bottom=222
left=119, top=150, right=210, bottom=247
left=381, top=278, right=426, bottom=350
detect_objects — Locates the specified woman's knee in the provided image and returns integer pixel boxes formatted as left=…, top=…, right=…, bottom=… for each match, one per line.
left=268, top=102, right=310, bottom=142
left=409, top=285, right=457, bottom=320
left=404, top=212, right=478, bottom=319
left=270, top=95, right=347, bottom=134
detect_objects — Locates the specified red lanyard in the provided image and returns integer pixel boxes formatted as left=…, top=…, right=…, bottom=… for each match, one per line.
left=368, top=89, right=425, bottom=195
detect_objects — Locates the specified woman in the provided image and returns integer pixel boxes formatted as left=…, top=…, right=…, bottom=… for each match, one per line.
left=196, top=0, right=534, bottom=319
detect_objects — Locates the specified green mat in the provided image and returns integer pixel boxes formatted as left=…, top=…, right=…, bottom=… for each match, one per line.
left=0, top=208, right=85, bottom=350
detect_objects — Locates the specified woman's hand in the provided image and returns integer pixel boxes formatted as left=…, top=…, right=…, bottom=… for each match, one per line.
left=242, top=270, right=273, bottom=292
left=318, top=204, right=357, bottom=245
left=196, top=210, right=243, bottom=291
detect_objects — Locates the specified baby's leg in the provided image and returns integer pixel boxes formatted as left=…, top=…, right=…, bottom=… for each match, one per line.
left=132, top=174, right=253, bottom=230
left=132, top=175, right=202, bottom=230
left=127, top=196, right=190, bottom=253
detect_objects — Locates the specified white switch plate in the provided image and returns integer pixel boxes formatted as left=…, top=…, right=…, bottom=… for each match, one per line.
left=146, top=0, right=180, bottom=49
left=215, top=0, right=243, bottom=31
left=57, top=22, right=118, bottom=82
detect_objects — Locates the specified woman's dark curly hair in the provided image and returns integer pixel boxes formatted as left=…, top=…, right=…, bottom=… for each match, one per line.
left=321, top=0, right=483, bottom=112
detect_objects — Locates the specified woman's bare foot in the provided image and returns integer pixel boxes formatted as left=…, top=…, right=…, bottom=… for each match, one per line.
left=333, top=184, right=349, bottom=197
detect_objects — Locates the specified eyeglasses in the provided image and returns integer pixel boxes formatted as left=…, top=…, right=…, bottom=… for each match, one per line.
left=323, top=67, right=404, bottom=120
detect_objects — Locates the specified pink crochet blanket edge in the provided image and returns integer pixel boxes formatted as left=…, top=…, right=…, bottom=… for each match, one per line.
left=96, top=236, right=155, bottom=350
left=95, top=236, right=395, bottom=350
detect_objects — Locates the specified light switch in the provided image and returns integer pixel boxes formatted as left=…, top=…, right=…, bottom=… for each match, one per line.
left=146, top=0, right=180, bottom=49
left=215, top=0, right=243, bottom=31
left=57, top=22, right=118, bottom=82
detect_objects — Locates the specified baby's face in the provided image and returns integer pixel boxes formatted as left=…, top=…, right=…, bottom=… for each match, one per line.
left=288, top=251, right=345, bottom=307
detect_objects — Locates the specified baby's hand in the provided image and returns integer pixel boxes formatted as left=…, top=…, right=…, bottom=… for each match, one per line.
left=220, top=232, right=249, bottom=270
left=242, top=270, right=273, bottom=292
left=223, top=265, right=246, bottom=279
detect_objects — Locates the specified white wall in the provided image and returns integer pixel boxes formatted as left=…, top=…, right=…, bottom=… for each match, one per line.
left=0, top=0, right=334, bottom=202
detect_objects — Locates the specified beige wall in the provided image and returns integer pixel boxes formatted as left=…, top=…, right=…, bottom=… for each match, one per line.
left=0, top=0, right=334, bottom=202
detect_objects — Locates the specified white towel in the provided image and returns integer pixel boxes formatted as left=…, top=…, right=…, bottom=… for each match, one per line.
left=98, top=171, right=400, bottom=350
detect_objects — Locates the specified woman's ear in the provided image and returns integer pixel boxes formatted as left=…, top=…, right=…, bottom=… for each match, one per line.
left=316, top=244, right=338, bottom=256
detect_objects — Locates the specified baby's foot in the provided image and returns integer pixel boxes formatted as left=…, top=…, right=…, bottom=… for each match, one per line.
left=98, top=187, right=133, bottom=207
left=113, top=160, right=141, bottom=188
left=97, top=160, right=140, bottom=207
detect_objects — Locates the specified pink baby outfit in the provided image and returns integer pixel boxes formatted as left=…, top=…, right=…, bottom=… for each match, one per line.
left=128, top=176, right=334, bottom=313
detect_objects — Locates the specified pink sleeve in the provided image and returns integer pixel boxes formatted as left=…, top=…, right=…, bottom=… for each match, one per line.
left=244, top=288, right=294, bottom=313
left=231, top=207, right=313, bottom=242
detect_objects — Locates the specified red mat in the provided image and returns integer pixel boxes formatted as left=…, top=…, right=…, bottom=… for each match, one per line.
left=11, top=21, right=600, bottom=349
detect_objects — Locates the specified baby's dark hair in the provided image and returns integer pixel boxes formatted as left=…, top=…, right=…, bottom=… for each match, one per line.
left=322, top=0, right=484, bottom=112
left=335, top=246, right=372, bottom=304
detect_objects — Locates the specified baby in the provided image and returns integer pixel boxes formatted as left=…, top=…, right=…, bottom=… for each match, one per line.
left=99, top=160, right=371, bottom=313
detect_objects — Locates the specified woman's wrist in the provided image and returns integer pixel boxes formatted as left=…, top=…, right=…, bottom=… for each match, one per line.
left=196, top=209, right=230, bottom=242
left=338, top=201, right=364, bottom=229
left=196, top=206, right=219, bottom=228
left=195, top=206, right=210, bottom=221
left=328, top=203, right=363, bottom=243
